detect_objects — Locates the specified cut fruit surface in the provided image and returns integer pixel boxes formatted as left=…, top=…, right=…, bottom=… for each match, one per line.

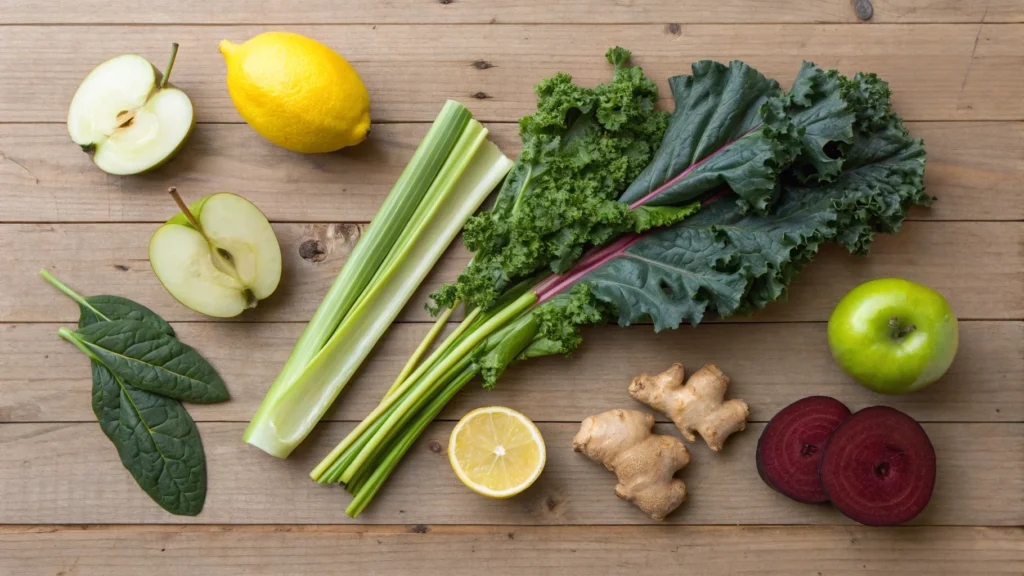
left=67, top=47, right=195, bottom=175
left=198, top=193, right=281, bottom=299
left=149, top=224, right=249, bottom=317
left=92, top=88, right=194, bottom=175
left=448, top=406, right=546, bottom=499
left=150, top=193, right=281, bottom=318
left=756, top=396, right=851, bottom=504
left=819, top=406, right=936, bottom=526
left=68, top=55, right=156, bottom=146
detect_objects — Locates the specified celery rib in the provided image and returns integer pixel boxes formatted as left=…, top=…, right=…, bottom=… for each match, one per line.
left=245, top=102, right=513, bottom=459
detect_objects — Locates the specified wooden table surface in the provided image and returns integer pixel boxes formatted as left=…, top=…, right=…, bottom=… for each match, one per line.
left=1, top=1, right=1022, bottom=574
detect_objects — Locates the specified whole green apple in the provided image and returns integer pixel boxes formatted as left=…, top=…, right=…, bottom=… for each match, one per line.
left=828, top=278, right=958, bottom=394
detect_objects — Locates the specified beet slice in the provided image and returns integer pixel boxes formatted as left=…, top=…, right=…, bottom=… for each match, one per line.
left=756, top=396, right=851, bottom=503
left=819, top=406, right=936, bottom=526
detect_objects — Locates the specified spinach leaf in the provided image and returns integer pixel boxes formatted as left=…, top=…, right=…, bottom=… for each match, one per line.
left=73, top=320, right=229, bottom=404
left=91, top=361, right=206, bottom=516
left=78, top=295, right=175, bottom=336
left=39, top=270, right=175, bottom=336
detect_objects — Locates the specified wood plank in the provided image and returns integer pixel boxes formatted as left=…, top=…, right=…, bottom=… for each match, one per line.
left=1, top=24, right=1020, bottom=123
left=7, top=222, right=1022, bottom=323
left=2, top=0, right=1020, bottom=25
left=1, top=525, right=1021, bottom=576
left=1, top=121, right=1019, bottom=223
left=957, top=23, right=1024, bottom=120
left=2, top=321, right=1019, bottom=424
left=12, top=222, right=467, bottom=324
left=0, top=421, right=1019, bottom=524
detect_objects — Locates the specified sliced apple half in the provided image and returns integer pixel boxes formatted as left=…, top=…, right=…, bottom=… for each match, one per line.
left=150, top=191, right=282, bottom=318
left=68, top=44, right=194, bottom=175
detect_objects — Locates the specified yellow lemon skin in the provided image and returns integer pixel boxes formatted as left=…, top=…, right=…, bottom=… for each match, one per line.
left=219, top=32, right=370, bottom=153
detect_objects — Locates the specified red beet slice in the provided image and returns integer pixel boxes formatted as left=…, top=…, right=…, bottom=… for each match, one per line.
left=819, top=406, right=936, bottom=526
left=756, top=396, right=851, bottom=503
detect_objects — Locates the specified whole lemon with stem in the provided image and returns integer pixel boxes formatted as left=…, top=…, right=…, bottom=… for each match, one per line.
left=219, top=32, right=370, bottom=153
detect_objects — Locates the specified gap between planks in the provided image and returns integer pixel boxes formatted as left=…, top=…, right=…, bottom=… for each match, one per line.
left=2, top=321, right=1020, bottom=424
left=3, top=122, right=1020, bottom=223
left=2, top=24, right=1021, bottom=123
left=0, top=422, right=1020, bottom=525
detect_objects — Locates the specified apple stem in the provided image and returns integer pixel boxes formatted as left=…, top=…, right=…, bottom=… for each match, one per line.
left=167, top=187, right=208, bottom=240
left=888, top=316, right=917, bottom=340
left=160, top=42, right=179, bottom=89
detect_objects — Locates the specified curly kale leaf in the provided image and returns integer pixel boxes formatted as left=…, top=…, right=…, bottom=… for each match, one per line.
left=429, top=47, right=669, bottom=313
left=619, top=60, right=872, bottom=214
left=463, top=61, right=930, bottom=389
left=581, top=103, right=928, bottom=331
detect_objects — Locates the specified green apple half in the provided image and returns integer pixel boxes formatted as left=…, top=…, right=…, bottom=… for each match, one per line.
left=150, top=192, right=282, bottom=318
left=67, top=44, right=194, bottom=175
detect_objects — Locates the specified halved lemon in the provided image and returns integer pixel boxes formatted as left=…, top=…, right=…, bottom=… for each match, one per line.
left=448, top=406, right=546, bottom=499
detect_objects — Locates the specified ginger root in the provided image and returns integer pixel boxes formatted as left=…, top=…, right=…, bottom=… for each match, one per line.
left=573, top=409, right=690, bottom=520
left=629, top=363, right=749, bottom=452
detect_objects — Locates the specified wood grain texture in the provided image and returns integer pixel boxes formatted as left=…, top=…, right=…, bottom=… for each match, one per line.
left=1, top=525, right=1021, bottom=576
left=1, top=122, right=1020, bottom=223
left=0, top=421, right=1020, bottom=525
left=1, top=1, right=1021, bottom=569
left=8, top=222, right=1022, bottom=323
left=2, top=321, right=1019, bottom=424
left=2, top=0, right=1020, bottom=24
left=1, top=24, right=1021, bottom=123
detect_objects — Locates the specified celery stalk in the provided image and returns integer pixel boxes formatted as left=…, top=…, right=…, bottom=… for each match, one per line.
left=245, top=120, right=513, bottom=458
left=272, top=101, right=469, bottom=392
left=309, top=304, right=483, bottom=481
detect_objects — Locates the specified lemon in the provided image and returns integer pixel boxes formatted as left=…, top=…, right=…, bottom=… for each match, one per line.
left=448, top=406, right=546, bottom=498
left=219, top=32, right=370, bottom=153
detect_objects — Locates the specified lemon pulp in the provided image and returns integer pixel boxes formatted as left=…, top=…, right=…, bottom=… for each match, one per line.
left=448, top=406, right=546, bottom=498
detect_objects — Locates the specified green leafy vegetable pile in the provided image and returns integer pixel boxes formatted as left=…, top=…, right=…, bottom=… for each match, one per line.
left=311, top=48, right=930, bottom=517
left=42, top=270, right=228, bottom=516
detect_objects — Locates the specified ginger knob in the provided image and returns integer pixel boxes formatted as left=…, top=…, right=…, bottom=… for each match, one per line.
left=573, top=409, right=690, bottom=520
left=629, top=363, right=749, bottom=452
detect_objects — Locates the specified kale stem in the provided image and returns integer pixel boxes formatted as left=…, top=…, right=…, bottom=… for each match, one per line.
left=385, top=304, right=456, bottom=400
left=387, top=305, right=482, bottom=398
left=343, top=352, right=473, bottom=485
left=310, top=305, right=483, bottom=481
left=339, top=291, right=537, bottom=484
left=346, top=363, right=477, bottom=517
left=322, top=399, right=402, bottom=484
